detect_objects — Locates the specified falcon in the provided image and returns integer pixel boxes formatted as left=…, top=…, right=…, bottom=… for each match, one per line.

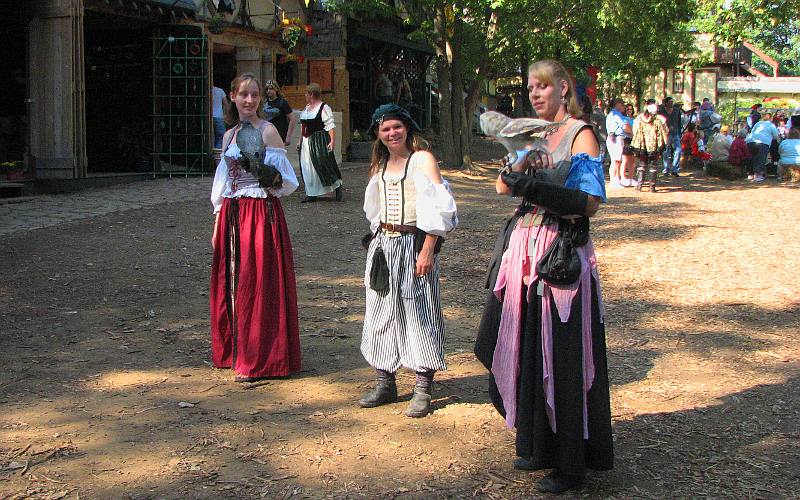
left=480, top=110, right=565, bottom=166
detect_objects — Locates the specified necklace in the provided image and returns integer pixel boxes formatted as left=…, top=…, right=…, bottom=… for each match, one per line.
left=542, top=113, right=572, bottom=138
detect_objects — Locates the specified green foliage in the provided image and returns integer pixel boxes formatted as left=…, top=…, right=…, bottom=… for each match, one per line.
left=597, top=0, right=694, bottom=82
left=324, top=0, right=397, bottom=20
left=693, top=0, right=800, bottom=76
left=716, top=99, right=737, bottom=125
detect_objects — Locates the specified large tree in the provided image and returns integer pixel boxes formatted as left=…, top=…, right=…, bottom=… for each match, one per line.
left=328, top=0, right=693, bottom=168
left=692, top=0, right=800, bottom=76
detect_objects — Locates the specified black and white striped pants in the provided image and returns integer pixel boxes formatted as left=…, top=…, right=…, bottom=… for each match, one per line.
left=361, top=232, right=447, bottom=373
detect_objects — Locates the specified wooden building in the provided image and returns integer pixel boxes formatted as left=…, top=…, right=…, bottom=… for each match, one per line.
left=305, top=4, right=435, bottom=156
left=17, top=0, right=310, bottom=184
left=644, top=34, right=800, bottom=121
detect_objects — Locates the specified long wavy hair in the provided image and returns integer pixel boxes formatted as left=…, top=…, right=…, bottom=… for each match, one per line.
left=224, top=73, right=264, bottom=126
left=528, top=60, right=582, bottom=118
left=368, top=119, right=430, bottom=177
left=264, top=79, right=283, bottom=99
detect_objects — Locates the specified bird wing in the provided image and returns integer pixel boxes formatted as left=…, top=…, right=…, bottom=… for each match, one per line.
left=480, top=111, right=511, bottom=137
left=498, top=118, right=554, bottom=138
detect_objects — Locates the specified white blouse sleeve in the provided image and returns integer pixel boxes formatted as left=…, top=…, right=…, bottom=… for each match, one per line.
left=264, top=149, right=299, bottom=198
left=210, top=158, right=229, bottom=214
left=321, top=104, right=335, bottom=132
left=414, top=170, right=458, bottom=237
left=363, top=174, right=381, bottom=233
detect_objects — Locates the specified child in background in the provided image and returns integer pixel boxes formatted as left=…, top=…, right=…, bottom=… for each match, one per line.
left=680, top=123, right=697, bottom=169
left=695, top=130, right=712, bottom=169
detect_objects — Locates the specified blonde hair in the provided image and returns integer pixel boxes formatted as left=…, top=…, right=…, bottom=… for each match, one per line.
left=225, top=73, right=264, bottom=126
left=720, top=124, right=730, bottom=135
left=527, top=60, right=582, bottom=118
left=306, top=82, right=322, bottom=99
left=368, top=122, right=430, bottom=177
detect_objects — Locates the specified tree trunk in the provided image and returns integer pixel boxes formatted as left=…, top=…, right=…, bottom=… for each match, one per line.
left=449, top=15, right=464, bottom=168
left=519, top=53, right=532, bottom=117
left=433, top=2, right=457, bottom=167
left=633, top=74, right=643, bottom=111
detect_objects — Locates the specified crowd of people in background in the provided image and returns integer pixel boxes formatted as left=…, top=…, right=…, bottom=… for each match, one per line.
left=572, top=95, right=800, bottom=188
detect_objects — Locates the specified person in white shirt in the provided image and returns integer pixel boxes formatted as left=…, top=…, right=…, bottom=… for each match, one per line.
left=778, top=127, right=800, bottom=180
left=709, top=124, right=733, bottom=162
left=359, top=104, right=457, bottom=418
left=745, top=113, right=780, bottom=182
left=209, top=73, right=301, bottom=383
left=604, top=98, right=629, bottom=188
left=211, top=85, right=228, bottom=148
left=297, top=83, right=343, bottom=202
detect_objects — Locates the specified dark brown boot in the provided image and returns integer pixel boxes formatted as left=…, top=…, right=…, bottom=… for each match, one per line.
left=358, top=370, right=397, bottom=408
left=405, top=370, right=434, bottom=417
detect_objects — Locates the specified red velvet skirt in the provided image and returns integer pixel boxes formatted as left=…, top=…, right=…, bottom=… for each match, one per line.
left=210, top=196, right=301, bottom=377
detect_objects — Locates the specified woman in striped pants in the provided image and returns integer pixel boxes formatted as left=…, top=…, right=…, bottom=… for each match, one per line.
left=360, top=104, right=458, bottom=417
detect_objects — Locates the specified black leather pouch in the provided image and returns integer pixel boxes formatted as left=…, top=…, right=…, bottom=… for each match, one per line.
left=369, top=248, right=389, bottom=292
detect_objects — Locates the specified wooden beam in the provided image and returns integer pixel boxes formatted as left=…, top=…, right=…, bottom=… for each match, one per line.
left=742, top=41, right=779, bottom=76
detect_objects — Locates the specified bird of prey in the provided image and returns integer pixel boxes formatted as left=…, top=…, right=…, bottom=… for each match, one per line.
left=480, top=111, right=566, bottom=166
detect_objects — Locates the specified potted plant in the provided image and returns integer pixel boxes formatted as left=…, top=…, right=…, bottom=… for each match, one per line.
left=208, top=13, right=228, bottom=35
left=1, top=160, right=26, bottom=181
left=279, top=17, right=308, bottom=53
left=348, top=130, right=374, bottom=161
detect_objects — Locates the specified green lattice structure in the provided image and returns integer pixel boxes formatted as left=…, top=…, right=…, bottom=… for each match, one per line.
left=152, top=30, right=210, bottom=177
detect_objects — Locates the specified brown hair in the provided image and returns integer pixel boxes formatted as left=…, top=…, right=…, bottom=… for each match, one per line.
left=527, top=60, right=582, bottom=118
left=789, top=127, right=800, bottom=139
left=264, top=79, right=283, bottom=98
left=306, top=82, right=322, bottom=99
left=225, top=73, right=264, bottom=126
left=367, top=120, right=430, bottom=177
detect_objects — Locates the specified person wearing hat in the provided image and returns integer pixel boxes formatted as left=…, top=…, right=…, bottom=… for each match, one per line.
left=359, top=104, right=458, bottom=418
left=631, top=98, right=669, bottom=191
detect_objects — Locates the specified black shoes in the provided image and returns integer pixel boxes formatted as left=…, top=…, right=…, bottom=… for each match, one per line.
left=513, top=457, right=535, bottom=470
left=536, top=471, right=584, bottom=494
left=301, top=190, right=342, bottom=203
left=671, top=171, right=679, bottom=177
left=358, top=372, right=398, bottom=408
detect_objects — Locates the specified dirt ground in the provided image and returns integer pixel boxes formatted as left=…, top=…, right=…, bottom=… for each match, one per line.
left=1, top=139, right=799, bottom=499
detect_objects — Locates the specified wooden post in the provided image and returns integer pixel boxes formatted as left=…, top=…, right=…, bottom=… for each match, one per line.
left=333, top=56, right=350, bottom=154
left=28, top=0, right=87, bottom=179
left=236, top=46, right=262, bottom=80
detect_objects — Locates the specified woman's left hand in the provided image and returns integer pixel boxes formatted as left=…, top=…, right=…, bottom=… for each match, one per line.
left=327, top=141, right=335, bottom=152
left=527, top=149, right=555, bottom=171
left=416, top=249, right=434, bottom=277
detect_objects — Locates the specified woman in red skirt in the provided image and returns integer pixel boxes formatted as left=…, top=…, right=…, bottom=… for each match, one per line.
left=210, top=73, right=301, bottom=382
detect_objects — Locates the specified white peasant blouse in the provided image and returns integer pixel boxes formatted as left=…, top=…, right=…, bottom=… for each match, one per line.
left=363, top=157, right=458, bottom=237
left=210, top=143, right=299, bottom=214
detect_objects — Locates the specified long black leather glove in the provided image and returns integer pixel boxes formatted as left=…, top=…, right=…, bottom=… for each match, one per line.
left=501, top=171, right=588, bottom=216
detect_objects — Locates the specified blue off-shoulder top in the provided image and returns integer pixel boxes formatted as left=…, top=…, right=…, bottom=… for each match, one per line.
left=564, top=153, right=607, bottom=202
